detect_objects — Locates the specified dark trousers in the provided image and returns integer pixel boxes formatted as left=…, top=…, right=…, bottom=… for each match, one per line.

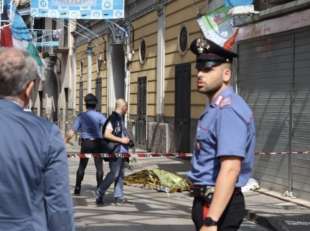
left=192, top=190, right=246, bottom=231
left=75, top=157, right=103, bottom=189
left=76, top=139, right=104, bottom=189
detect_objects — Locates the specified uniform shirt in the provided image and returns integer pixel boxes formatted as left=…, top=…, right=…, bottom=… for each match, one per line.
left=73, top=110, right=106, bottom=139
left=0, top=99, right=74, bottom=231
left=187, top=86, right=256, bottom=187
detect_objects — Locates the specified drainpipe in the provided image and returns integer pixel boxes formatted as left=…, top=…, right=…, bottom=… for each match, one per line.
left=156, top=6, right=165, bottom=121
left=87, top=43, right=93, bottom=93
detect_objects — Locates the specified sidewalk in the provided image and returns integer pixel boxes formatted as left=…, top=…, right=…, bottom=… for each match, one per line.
left=67, top=144, right=310, bottom=230
left=69, top=158, right=267, bottom=231
left=245, top=190, right=310, bottom=231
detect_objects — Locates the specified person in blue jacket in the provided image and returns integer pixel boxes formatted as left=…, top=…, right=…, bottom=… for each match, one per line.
left=187, top=38, right=256, bottom=231
left=0, top=48, right=74, bottom=231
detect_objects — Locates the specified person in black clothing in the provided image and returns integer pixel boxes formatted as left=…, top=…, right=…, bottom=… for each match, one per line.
left=96, top=98, right=130, bottom=205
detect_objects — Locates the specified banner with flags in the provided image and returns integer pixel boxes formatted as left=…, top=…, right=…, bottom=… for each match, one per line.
left=0, top=25, right=13, bottom=47
left=11, top=7, right=32, bottom=42
left=2, top=3, right=45, bottom=78
left=31, top=0, right=124, bottom=19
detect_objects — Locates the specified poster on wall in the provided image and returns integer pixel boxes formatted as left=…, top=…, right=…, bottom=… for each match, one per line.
left=197, top=5, right=239, bottom=50
left=31, top=0, right=124, bottom=19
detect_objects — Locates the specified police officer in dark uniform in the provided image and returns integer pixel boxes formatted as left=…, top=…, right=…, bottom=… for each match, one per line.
left=187, top=38, right=256, bottom=231
left=66, top=93, right=107, bottom=195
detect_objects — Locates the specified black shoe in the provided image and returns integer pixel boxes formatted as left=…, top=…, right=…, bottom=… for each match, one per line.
left=74, top=186, right=81, bottom=195
left=96, top=196, right=104, bottom=205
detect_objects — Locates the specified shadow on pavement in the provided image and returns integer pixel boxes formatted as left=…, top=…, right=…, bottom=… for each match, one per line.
left=76, top=224, right=194, bottom=231
left=248, top=212, right=310, bottom=231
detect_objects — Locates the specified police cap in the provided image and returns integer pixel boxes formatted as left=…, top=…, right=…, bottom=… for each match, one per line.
left=84, top=93, right=97, bottom=105
left=190, top=38, right=237, bottom=70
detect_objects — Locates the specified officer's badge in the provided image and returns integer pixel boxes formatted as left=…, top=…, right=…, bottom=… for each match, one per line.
left=196, top=38, right=210, bottom=54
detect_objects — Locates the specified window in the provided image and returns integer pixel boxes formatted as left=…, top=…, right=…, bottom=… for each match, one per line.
left=79, top=81, right=83, bottom=112
left=95, top=78, right=102, bottom=112
left=80, top=61, right=83, bottom=80
left=139, top=39, right=146, bottom=64
left=96, top=54, right=104, bottom=73
left=178, top=26, right=188, bottom=54
left=56, top=58, right=61, bottom=74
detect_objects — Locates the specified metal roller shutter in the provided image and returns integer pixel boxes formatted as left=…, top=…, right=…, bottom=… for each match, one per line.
left=238, top=32, right=293, bottom=153
left=291, top=28, right=310, bottom=199
left=293, top=28, right=310, bottom=151
left=238, top=27, right=310, bottom=199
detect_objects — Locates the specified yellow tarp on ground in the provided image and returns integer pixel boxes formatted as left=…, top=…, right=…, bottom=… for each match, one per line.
left=124, top=168, right=190, bottom=193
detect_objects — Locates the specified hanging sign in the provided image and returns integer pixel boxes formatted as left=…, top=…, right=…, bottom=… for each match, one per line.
left=31, top=0, right=124, bottom=19
left=197, top=5, right=239, bottom=50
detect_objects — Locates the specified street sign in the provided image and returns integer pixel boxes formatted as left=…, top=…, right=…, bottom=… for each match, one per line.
left=30, top=0, right=124, bottom=19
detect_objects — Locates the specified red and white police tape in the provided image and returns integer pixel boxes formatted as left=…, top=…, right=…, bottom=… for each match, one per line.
left=67, top=150, right=310, bottom=159
left=255, top=150, right=310, bottom=155
left=67, top=152, right=192, bottom=159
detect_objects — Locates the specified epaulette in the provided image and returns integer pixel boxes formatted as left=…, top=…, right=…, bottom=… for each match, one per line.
left=215, top=96, right=232, bottom=108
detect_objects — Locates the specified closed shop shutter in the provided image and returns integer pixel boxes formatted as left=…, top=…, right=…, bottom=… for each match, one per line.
left=290, top=28, right=310, bottom=199
left=238, top=27, right=310, bottom=199
left=293, top=28, right=310, bottom=151
left=238, top=32, right=293, bottom=153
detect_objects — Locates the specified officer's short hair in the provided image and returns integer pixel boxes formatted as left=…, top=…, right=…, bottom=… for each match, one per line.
left=0, top=48, right=39, bottom=97
left=84, top=93, right=97, bottom=109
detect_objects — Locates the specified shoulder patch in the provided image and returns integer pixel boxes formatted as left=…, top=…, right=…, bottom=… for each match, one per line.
left=220, top=97, right=232, bottom=108
left=214, top=95, right=224, bottom=106
left=215, top=96, right=232, bottom=108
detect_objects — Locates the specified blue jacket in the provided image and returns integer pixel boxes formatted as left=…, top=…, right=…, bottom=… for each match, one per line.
left=0, top=99, right=75, bottom=231
left=188, top=86, right=256, bottom=187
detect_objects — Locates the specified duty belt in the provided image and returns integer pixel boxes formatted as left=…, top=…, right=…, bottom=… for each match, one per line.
left=81, top=138, right=98, bottom=141
left=190, top=185, right=241, bottom=198
left=189, top=185, right=215, bottom=197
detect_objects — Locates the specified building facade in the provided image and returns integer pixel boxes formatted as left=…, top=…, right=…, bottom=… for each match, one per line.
left=33, top=0, right=310, bottom=201
left=71, top=0, right=208, bottom=154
